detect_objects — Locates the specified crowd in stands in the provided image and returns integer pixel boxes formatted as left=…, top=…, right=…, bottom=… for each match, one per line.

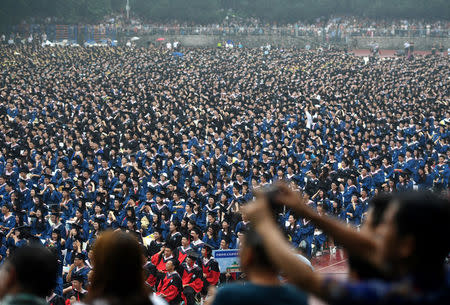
left=0, top=42, right=449, bottom=304
left=121, top=16, right=450, bottom=38
left=4, top=15, right=450, bottom=43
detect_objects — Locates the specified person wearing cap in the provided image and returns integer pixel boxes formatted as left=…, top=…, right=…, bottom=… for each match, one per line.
left=189, top=228, right=204, bottom=253
left=200, top=244, right=220, bottom=292
left=5, top=225, right=28, bottom=249
left=17, top=179, right=31, bottom=210
left=46, top=210, right=66, bottom=241
left=142, top=247, right=158, bottom=291
left=156, top=258, right=183, bottom=305
left=0, top=176, right=7, bottom=199
left=0, top=183, right=14, bottom=207
left=63, top=273, right=87, bottom=303
left=432, top=154, right=449, bottom=190
left=0, top=204, right=15, bottom=233
left=151, top=244, right=176, bottom=282
left=180, top=250, right=204, bottom=305
left=65, top=252, right=90, bottom=289
left=202, top=225, right=220, bottom=250
left=166, top=220, right=182, bottom=249
left=176, top=235, right=192, bottom=264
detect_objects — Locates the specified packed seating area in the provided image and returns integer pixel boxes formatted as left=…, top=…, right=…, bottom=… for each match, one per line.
left=0, top=43, right=449, bottom=303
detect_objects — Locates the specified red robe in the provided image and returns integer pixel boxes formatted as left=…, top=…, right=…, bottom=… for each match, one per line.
left=144, top=261, right=157, bottom=288
left=151, top=253, right=174, bottom=273
left=156, top=271, right=182, bottom=303
left=176, top=245, right=192, bottom=264
left=201, top=257, right=220, bottom=286
left=181, top=262, right=204, bottom=293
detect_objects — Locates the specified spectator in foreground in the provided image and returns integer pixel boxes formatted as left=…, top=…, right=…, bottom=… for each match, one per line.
left=210, top=227, right=308, bottom=305
left=244, top=186, right=450, bottom=305
left=82, top=230, right=155, bottom=305
left=0, top=244, right=58, bottom=305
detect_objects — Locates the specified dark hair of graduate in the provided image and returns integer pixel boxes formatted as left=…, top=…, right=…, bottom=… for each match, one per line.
left=87, top=230, right=153, bottom=305
left=243, top=226, right=277, bottom=273
left=7, top=244, right=58, bottom=298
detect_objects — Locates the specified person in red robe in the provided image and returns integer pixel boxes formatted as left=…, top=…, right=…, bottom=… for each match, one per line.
left=156, top=259, right=183, bottom=305
left=176, top=235, right=192, bottom=264
left=200, top=243, right=220, bottom=294
left=180, top=251, right=203, bottom=305
left=151, top=244, right=176, bottom=285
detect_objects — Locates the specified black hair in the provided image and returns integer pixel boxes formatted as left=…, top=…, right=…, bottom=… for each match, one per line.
left=369, top=193, right=393, bottom=228
left=243, top=226, right=277, bottom=273
left=7, top=244, right=58, bottom=298
left=394, top=191, right=450, bottom=269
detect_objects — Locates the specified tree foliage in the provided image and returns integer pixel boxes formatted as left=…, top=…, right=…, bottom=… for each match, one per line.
left=1, top=0, right=449, bottom=31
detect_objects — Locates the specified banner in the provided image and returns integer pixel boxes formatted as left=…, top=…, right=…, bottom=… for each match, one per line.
left=213, top=250, right=240, bottom=273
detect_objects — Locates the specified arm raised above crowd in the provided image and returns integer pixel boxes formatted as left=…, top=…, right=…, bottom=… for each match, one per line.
left=274, top=183, right=380, bottom=266
left=243, top=197, right=324, bottom=297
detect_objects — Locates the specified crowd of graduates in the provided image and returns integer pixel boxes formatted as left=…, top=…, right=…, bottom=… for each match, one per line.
left=0, top=43, right=449, bottom=304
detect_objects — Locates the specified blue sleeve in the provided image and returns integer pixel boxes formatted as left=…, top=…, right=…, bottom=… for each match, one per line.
left=321, top=277, right=438, bottom=305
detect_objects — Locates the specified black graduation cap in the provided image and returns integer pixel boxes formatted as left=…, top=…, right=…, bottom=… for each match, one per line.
left=93, top=217, right=106, bottom=225
left=203, top=242, right=214, bottom=252
left=402, top=169, right=412, bottom=177
left=71, top=222, right=83, bottom=230
left=186, top=249, right=199, bottom=260
left=71, top=273, right=85, bottom=283
left=16, top=225, right=33, bottom=239
left=6, top=181, right=15, bottom=188
left=208, top=211, right=218, bottom=218
left=15, top=210, right=27, bottom=220
left=74, top=252, right=86, bottom=260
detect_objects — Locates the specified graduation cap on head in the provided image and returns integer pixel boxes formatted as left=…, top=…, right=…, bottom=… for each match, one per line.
left=71, top=222, right=83, bottom=231
left=203, top=242, right=215, bottom=253
left=71, top=273, right=85, bottom=283
left=74, top=252, right=86, bottom=261
left=164, top=242, right=176, bottom=252
left=186, top=249, right=199, bottom=260
left=16, top=225, right=33, bottom=239
left=402, top=169, right=412, bottom=177
left=118, top=168, right=130, bottom=178
left=15, top=210, right=26, bottom=220
left=93, top=217, right=106, bottom=225
left=208, top=211, right=218, bottom=219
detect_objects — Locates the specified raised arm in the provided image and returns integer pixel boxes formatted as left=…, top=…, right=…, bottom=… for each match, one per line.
left=243, top=197, right=324, bottom=297
left=275, top=183, right=380, bottom=266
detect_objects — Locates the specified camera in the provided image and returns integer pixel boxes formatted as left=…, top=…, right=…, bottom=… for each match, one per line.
left=260, top=184, right=284, bottom=217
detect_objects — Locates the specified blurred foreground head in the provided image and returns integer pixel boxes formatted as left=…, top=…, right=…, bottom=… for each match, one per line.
left=0, top=244, right=57, bottom=299
left=240, top=226, right=277, bottom=274
left=378, top=191, right=450, bottom=275
left=88, top=230, right=151, bottom=305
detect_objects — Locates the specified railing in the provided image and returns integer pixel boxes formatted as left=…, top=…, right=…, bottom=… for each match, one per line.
left=6, top=24, right=118, bottom=42
left=120, top=26, right=450, bottom=38
left=5, top=24, right=449, bottom=42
